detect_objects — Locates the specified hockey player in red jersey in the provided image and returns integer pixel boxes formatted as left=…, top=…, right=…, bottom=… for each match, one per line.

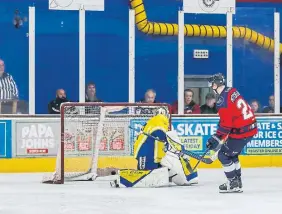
left=206, top=73, right=258, bottom=193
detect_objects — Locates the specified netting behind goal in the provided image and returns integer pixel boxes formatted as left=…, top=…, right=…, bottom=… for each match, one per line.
left=42, top=103, right=171, bottom=184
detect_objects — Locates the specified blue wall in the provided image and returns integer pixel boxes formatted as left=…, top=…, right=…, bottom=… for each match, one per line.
left=0, top=0, right=281, bottom=113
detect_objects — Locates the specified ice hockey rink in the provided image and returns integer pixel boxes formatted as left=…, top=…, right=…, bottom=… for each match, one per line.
left=0, top=168, right=280, bottom=214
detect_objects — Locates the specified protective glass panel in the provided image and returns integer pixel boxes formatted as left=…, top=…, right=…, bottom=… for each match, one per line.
left=234, top=7, right=275, bottom=114
left=0, top=5, right=29, bottom=114
left=181, top=7, right=276, bottom=114
left=35, top=5, right=79, bottom=114
left=134, top=0, right=179, bottom=105
left=85, top=2, right=130, bottom=103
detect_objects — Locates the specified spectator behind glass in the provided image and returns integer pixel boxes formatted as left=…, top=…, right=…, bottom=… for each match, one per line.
left=137, top=89, right=158, bottom=115
left=172, top=89, right=201, bottom=114
left=0, top=59, right=19, bottom=100
left=85, top=82, right=102, bottom=102
left=200, top=93, right=217, bottom=114
left=140, top=89, right=157, bottom=103
left=262, top=95, right=274, bottom=113
left=250, top=99, right=261, bottom=113
left=48, top=89, right=69, bottom=114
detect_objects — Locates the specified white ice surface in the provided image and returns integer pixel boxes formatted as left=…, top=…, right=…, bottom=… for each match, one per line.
left=0, top=168, right=281, bottom=214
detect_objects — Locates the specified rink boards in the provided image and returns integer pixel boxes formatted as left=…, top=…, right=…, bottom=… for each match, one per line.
left=0, top=155, right=281, bottom=172
left=0, top=115, right=281, bottom=172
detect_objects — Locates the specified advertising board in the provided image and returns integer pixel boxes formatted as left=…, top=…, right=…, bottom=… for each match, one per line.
left=15, top=120, right=60, bottom=156
left=129, top=116, right=282, bottom=156
left=63, top=119, right=131, bottom=157
left=0, top=120, right=11, bottom=158
left=14, top=118, right=131, bottom=157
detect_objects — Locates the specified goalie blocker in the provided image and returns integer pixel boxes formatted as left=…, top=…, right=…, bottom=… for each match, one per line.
left=112, top=112, right=199, bottom=188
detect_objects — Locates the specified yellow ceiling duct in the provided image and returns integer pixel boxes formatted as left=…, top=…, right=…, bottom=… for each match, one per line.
left=130, top=0, right=282, bottom=53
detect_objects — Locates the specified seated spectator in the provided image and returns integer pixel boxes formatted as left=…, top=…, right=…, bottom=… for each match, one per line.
left=200, top=93, right=217, bottom=114
left=48, top=89, right=69, bottom=114
left=262, top=95, right=274, bottom=113
left=250, top=99, right=261, bottom=113
left=172, top=89, right=201, bottom=114
left=85, top=82, right=102, bottom=114
left=140, top=89, right=157, bottom=103
left=136, top=89, right=158, bottom=115
left=85, top=82, right=102, bottom=102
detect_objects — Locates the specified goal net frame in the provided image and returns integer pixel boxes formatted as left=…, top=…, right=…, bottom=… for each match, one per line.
left=43, top=102, right=172, bottom=184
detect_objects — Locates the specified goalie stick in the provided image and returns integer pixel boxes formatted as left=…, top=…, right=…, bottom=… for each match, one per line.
left=129, top=126, right=212, bottom=164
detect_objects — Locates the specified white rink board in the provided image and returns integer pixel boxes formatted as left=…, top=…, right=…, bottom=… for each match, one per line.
left=183, top=0, right=236, bottom=14
left=0, top=168, right=281, bottom=214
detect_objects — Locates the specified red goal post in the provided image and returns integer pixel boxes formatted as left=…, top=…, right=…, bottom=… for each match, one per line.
left=42, top=102, right=172, bottom=184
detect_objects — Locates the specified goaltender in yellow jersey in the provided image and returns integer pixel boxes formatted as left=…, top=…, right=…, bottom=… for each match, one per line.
left=113, top=109, right=199, bottom=188
left=133, top=113, right=169, bottom=170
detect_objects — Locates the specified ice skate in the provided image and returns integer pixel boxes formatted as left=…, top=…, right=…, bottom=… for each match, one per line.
left=219, top=177, right=243, bottom=193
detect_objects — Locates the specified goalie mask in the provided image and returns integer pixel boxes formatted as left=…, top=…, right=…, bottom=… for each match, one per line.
left=208, top=73, right=225, bottom=94
left=154, top=107, right=169, bottom=118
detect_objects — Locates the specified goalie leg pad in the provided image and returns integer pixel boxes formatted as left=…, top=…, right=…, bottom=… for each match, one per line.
left=114, top=167, right=169, bottom=188
left=160, top=151, right=198, bottom=186
left=179, top=157, right=198, bottom=184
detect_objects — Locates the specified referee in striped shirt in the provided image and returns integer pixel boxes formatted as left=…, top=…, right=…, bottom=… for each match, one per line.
left=0, top=59, right=19, bottom=113
left=0, top=59, right=18, bottom=99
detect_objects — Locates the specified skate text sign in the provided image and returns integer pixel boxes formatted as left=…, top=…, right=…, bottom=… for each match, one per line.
left=245, top=118, right=282, bottom=155
left=130, top=116, right=282, bottom=156
left=171, top=117, right=282, bottom=156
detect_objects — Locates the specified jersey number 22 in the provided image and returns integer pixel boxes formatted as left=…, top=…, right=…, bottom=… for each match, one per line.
left=237, top=98, right=254, bottom=120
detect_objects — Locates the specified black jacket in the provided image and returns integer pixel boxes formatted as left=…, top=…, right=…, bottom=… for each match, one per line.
left=48, top=97, right=70, bottom=114
left=200, top=104, right=218, bottom=114
left=262, top=106, right=274, bottom=113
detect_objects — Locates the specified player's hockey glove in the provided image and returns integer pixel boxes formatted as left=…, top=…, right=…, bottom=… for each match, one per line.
left=206, top=134, right=221, bottom=150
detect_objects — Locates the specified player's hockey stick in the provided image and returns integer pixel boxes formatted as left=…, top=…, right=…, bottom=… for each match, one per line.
left=192, top=148, right=210, bottom=171
left=181, top=148, right=212, bottom=164
left=129, top=126, right=212, bottom=164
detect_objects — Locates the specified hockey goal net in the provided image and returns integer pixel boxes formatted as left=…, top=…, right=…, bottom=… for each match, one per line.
left=42, top=102, right=171, bottom=184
